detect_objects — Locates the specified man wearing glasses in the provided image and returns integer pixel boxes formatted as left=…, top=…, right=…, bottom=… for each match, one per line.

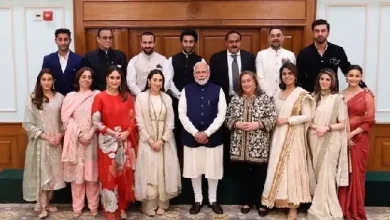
left=85, top=27, right=128, bottom=91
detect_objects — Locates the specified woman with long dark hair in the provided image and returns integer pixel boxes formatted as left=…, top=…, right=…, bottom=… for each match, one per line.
left=134, top=69, right=181, bottom=217
left=22, top=69, right=65, bottom=219
left=307, top=68, right=349, bottom=220
left=61, top=67, right=100, bottom=217
left=338, top=65, right=375, bottom=220
left=92, top=65, right=138, bottom=220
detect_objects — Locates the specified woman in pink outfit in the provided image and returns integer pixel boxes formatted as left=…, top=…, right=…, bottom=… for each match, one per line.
left=61, top=67, right=100, bottom=217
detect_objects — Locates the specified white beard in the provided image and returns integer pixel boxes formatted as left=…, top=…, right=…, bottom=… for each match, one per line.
left=195, top=77, right=209, bottom=86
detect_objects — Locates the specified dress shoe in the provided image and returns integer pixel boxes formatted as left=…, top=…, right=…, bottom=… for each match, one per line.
left=258, top=207, right=268, bottom=217
left=240, top=206, right=251, bottom=214
left=208, top=202, right=223, bottom=214
left=189, top=202, right=203, bottom=215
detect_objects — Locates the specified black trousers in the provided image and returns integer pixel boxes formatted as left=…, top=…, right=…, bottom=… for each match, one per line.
left=233, top=162, right=267, bottom=208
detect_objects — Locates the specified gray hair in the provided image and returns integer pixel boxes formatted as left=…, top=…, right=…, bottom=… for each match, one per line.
left=193, top=61, right=210, bottom=73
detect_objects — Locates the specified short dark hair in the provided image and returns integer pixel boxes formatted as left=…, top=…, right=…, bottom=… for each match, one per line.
left=55, top=28, right=71, bottom=39
left=74, top=67, right=94, bottom=92
left=312, top=19, right=330, bottom=31
left=180, top=29, right=198, bottom=42
left=225, top=30, right=241, bottom=41
left=279, top=61, right=299, bottom=90
left=141, top=32, right=155, bottom=42
left=269, top=27, right=283, bottom=34
left=97, top=27, right=113, bottom=37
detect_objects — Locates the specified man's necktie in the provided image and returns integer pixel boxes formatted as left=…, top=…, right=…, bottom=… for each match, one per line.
left=231, top=54, right=239, bottom=93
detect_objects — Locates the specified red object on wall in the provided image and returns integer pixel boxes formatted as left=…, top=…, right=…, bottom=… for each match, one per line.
left=43, top=11, right=53, bottom=21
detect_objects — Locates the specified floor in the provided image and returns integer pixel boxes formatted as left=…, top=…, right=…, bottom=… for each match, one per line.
left=0, top=204, right=390, bottom=220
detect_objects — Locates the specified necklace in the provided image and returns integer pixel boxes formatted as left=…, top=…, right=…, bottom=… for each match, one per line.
left=320, top=89, right=331, bottom=96
left=148, top=93, right=164, bottom=140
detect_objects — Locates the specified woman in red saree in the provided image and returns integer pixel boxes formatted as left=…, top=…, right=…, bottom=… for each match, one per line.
left=338, top=65, right=375, bottom=220
left=92, top=65, right=138, bottom=220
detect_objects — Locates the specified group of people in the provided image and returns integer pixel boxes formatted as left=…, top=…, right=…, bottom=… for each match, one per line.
left=22, top=18, right=375, bottom=220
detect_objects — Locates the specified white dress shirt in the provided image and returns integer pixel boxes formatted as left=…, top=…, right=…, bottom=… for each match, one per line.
left=58, top=51, right=70, bottom=72
left=256, top=47, right=295, bottom=96
left=163, top=53, right=205, bottom=99
left=178, top=87, right=227, bottom=137
left=126, top=52, right=167, bottom=96
left=227, top=50, right=242, bottom=96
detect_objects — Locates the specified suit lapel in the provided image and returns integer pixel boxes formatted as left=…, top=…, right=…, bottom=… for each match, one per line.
left=53, top=52, right=64, bottom=74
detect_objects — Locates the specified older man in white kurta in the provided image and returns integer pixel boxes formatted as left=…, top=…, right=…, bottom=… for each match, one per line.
left=256, top=28, right=296, bottom=96
left=126, top=32, right=167, bottom=96
left=178, top=62, right=226, bottom=215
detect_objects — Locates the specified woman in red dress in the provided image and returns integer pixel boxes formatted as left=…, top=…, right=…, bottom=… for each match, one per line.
left=92, top=65, right=138, bottom=220
left=338, top=65, right=375, bottom=220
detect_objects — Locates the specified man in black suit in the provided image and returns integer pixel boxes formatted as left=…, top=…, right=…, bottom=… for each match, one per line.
left=209, top=30, right=256, bottom=103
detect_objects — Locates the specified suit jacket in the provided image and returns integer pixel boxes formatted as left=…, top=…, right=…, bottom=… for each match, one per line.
left=42, top=51, right=84, bottom=95
left=209, top=50, right=256, bottom=102
left=85, top=48, right=127, bottom=91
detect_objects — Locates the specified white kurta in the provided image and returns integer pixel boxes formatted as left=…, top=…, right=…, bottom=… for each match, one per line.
left=178, top=87, right=227, bottom=179
left=126, top=52, right=167, bottom=96
left=256, top=47, right=296, bottom=96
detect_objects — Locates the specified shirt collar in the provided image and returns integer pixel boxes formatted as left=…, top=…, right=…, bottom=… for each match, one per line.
left=182, top=50, right=194, bottom=57
left=314, top=42, right=328, bottom=55
left=58, top=50, right=70, bottom=60
left=98, top=48, right=112, bottom=55
left=267, top=47, right=284, bottom=55
left=227, top=50, right=241, bottom=57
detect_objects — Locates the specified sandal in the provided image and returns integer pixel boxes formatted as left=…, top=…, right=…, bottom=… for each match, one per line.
left=38, top=210, right=48, bottom=219
left=156, top=207, right=165, bottom=215
left=90, top=209, right=98, bottom=216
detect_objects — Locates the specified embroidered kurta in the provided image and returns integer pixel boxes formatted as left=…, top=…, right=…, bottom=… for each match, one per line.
left=134, top=91, right=181, bottom=212
left=126, top=52, right=167, bottom=96
left=92, top=91, right=138, bottom=220
left=225, top=93, right=276, bottom=163
left=256, top=47, right=296, bottom=96
left=61, top=90, right=99, bottom=183
left=262, top=87, right=315, bottom=208
left=22, top=93, right=66, bottom=202
left=307, top=94, right=349, bottom=220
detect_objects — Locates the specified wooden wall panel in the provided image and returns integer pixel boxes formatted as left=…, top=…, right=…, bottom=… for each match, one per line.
left=128, top=29, right=184, bottom=58
left=198, top=29, right=260, bottom=62
left=83, top=1, right=306, bottom=21
left=2, top=123, right=390, bottom=171
left=74, top=0, right=316, bottom=55
left=0, top=124, right=28, bottom=169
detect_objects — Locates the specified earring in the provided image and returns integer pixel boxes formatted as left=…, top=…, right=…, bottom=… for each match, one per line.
left=148, top=83, right=151, bottom=87
left=52, top=84, right=55, bottom=90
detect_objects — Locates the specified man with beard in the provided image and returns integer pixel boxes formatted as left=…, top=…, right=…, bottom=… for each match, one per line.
left=163, top=29, right=205, bottom=163
left=209, top=30, right=256, bottom=103
left=127, top=32, right=167, bottom=96
left=256, top=28, right=296, bottom=97
left=42, top=28, right=84, bottom=95
left=179, top=61, right=226, bottom=215
left=296, top=19, right=367, bottom=92
left=84, top=27, right=128, bottom=91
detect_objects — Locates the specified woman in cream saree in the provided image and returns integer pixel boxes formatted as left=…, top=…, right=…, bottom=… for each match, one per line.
left=261, top=62, right=315, bottom=220
left=307, top=69, right=348, bottom=220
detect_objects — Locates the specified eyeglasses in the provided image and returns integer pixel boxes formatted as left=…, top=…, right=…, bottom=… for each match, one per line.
left=100, top=36, right=113, bottom=41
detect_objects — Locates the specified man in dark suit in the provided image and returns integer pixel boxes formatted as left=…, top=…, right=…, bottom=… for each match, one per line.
left=85, top=27, right=128, bottom=91
left=42, top=28, right=84, bottom=95
left=209, top=30, right=256, bottom=103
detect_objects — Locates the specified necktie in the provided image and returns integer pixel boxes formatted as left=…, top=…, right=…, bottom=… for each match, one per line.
left=231, top=54, right=239, bottom=93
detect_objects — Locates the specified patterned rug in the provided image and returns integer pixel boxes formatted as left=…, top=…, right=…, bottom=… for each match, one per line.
left=0, top=204, right=389, bottom=220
